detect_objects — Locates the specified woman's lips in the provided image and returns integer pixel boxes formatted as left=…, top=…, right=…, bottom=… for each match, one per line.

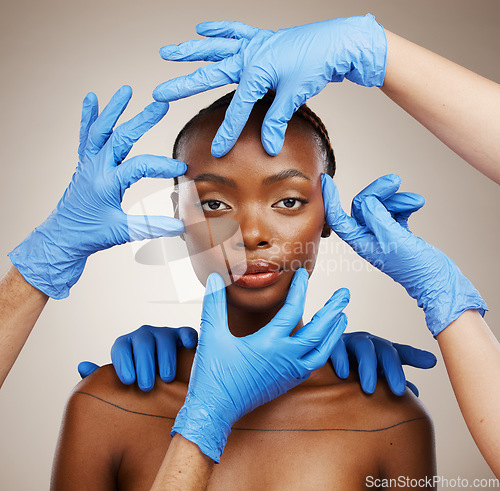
left=230, top=260, right=283, bottom=289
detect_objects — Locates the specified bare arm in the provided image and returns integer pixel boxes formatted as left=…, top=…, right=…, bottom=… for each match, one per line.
left=381, top=30, right=500, bottom=184
left=151, top=434, right=214, bottom=490
left=437, top=309, right=500, bottom=477
left=0, top=266, right=48, bottom=388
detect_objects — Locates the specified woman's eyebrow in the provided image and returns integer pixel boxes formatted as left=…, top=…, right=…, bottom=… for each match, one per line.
left=193, top=173, right=237, bottom=188
left=261, top=169, right=311, bottom=185
left=192, top=169, right=311, bottom=188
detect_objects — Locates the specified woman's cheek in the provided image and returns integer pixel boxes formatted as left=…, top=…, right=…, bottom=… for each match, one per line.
left=272, top=212, right=323, bottom=275
left=184, top=215, right=245, bottom=287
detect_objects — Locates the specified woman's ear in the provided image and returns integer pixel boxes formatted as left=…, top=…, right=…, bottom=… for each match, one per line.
left=171, top=191, right=179, bottom=219
left=321, top=222, right=331, bottom=238
left=171, top=190, right=185, bottom=241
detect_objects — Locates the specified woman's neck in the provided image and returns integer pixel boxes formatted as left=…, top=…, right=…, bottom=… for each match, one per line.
left=226, top=302, right=304, bottom=337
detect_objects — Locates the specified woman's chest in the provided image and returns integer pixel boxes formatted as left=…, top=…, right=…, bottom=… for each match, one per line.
left=119, top=419, right=382, bottom=490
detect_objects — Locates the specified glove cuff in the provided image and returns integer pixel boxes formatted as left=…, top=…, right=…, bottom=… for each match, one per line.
left=419, top=256, right=488, bottom=337
left=171, top=390, right=232, bottom=464
left=8, top=226, right=86, bottom=300
left=342, top=14, right=387, bottom=87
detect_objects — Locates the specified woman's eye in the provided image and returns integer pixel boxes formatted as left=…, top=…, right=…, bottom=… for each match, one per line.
left=273, top=198, right=307, bottom=210
left=201, top=200, right=230, bottom=212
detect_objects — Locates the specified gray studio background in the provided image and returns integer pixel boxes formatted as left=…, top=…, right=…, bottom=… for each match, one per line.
left=1, top=0, right=499, bottom=488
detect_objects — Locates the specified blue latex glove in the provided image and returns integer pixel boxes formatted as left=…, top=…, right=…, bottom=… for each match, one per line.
left=322, top=174, right=487, bottom=337
left=173, top=269, right=349, bottom=462
left=8, top=86, right=186, bottom=299
left=153, top=14, right=387, bottom=157
left=78, top=325, right=198, bottom=391
left=331, top=332, right=437, bottom=397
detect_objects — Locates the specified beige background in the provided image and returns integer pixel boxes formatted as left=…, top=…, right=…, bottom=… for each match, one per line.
left=1, top=0, right=499, bottom=489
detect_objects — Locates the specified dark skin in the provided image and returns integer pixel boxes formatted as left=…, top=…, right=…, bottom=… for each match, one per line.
left=175, top=104, right=330, bottom=336
left=52, top=104, right=436, bottom=490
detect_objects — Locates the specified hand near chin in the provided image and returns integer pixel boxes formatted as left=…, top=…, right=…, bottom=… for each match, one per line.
left=172, top=268, right=349, bottom=462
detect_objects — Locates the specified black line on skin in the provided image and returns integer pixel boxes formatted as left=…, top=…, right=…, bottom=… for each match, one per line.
left=76, top=391, right=425, bottom=433
left=76, top=391, right=176, bottom=421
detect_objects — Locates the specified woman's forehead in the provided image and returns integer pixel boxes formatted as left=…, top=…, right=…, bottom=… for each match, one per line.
left=179, top=107, right=325, bottom=179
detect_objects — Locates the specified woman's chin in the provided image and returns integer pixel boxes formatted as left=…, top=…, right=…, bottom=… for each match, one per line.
left=226, top=283, right=288, bottom=315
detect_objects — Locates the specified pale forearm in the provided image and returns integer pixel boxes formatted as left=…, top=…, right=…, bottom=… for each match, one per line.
left=0, top=266, right=48, bottom=388
left=151, top=434, right=214, bottom=490
left=437, top=310, right=500, bottom=477
left=381, top=30, right=500, bottom=184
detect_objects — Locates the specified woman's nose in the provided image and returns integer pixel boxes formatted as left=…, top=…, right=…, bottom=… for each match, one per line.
left=232, top=209, right=272, bottom=250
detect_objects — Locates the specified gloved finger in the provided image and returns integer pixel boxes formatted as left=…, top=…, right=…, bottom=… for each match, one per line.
left=351, top=174, right=401, bottom=226
left=263, top=268, right=308, bottom=336
left=261, top=89, right=303, bottom=156
left=177, top=326, right=199, bottom=349
left=78, top=361, right=100, bottom=379
left=196, top=20, right=261, bottom=40
left=406, top=381, right=419, bottom=397
left=153, top=59, right=238, bottom=102
left=160, top=38, right=244, bottom=62
left=201, top=273, right=230, bottom=334
left=301, top=314, right=348, bottom=371
left=130, top=327, right=157, bottom=391
left=116, top=155, right=187, bottom=194
left=152, top=327, right=178, bottom=383
left=344, top=334, right=377, bottom=394
left=383, top=193, right=425, bottom=230
left=293, top=288, right=350, bottom=347
left=392, top=343, right=437, bottom=369
left=111, top=335, right=136, bottom=385
left=108, top=101, right=169, bottom=164
left=330, top=335, right=350, bottom=379
left=360, top=196, right=411, bottom=254
left=124, top=214, right=185, bottom=241
left=320, top=174, right=363, bottom=241
left=86, top=85, right=133, bottom=156
left=211, top=77, right=270, bottom=157
left=371, top=337, right=406, bottom=396
left=78, top=92, right=99, bottom=162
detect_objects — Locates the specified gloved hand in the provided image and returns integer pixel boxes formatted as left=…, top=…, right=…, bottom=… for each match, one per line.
left=322, top=174, right=487, bottom=337
left=77, top=325, right=198, bottom=391
left=331, top=332, right=437, bottom=397
left=173, top=269, right=349, bottom=462
left=8, top=86, right=186, bottom=299
left=153, top=14, right=387, bottom=157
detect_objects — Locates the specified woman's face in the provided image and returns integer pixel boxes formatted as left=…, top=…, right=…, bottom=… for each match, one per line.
left=176, top=105, right=328, bottom=314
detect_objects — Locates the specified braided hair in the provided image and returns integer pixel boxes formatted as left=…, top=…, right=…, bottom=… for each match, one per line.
left=172, top=90, right=335, bottom=178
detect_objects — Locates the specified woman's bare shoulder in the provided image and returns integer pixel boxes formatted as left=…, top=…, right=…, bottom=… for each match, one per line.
left=69, top=363, right=188, bottom=421
left=323, top=378, right=435, bottom=479
left=345, top=380, right=436, bottom=478
left=53, top=364, right=189, bottom=490
left=324, top=376, right=434, bottom=442
left=362, top=380, right=432, bottom=426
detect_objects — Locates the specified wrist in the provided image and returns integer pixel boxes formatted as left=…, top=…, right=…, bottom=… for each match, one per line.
left=8, top=221, right=86, bottom=299
left=171, top=390, right=233, bottom=464
left=151, top=433, right=215, bottom=490
left=416, top=257, right=487, bottom=337
left=339, top=13, right=387, bottom=87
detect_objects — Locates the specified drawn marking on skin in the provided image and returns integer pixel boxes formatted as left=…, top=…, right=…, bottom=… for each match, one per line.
left=76, top=391, right=425, bottom=432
